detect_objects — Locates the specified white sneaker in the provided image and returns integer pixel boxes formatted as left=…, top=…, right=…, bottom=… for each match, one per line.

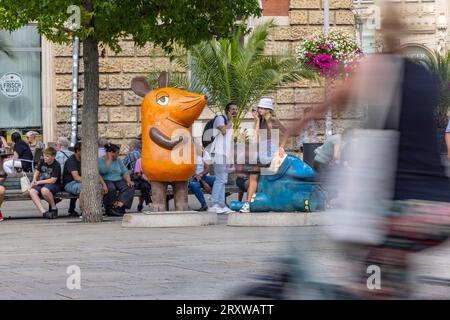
left=217, top=206, right=233, bottom=214
left=207, top=204, right=220, bottom=213
left=239, top=202, right=250, bottom=213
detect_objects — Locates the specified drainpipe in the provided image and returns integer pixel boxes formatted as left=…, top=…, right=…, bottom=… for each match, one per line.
left=70, top=36, right=80, bottom=147
left=323, top=0, right=333, bottom=137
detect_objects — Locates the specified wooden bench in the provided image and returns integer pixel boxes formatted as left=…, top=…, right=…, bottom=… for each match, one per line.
left=2, top=174, right=240, bottom=204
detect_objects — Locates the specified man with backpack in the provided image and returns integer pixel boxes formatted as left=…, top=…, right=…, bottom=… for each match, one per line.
left=55, top=137, right=77, bottom=216
left=203, top=102, right=238, bottom=214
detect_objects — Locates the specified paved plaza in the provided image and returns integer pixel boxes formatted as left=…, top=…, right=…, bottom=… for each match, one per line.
left=1, top=198, right=450, bottom=299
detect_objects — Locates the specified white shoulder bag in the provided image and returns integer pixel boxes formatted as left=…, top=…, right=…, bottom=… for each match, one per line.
left=20, top=172, right=32, bottom=194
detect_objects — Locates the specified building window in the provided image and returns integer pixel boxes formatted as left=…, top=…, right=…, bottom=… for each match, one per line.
left=0, top=25, right=42, bottom=134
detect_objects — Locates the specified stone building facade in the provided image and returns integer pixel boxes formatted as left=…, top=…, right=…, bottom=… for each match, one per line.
left=256, top=0, right=359, bottom=149
left=0, top=0, right=357, bottom=153
left=353, top=0, right=449, bottom=58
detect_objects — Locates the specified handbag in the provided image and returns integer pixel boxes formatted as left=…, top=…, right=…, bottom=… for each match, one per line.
left=20, top=172, right=32, bottom=193
left=327, top=55, right=405, bottom=245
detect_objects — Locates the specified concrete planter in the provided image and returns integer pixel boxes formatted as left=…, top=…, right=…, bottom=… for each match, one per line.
left=227, top=212, right=327, bottom=227
left=122, top=212, right=218, bottom=228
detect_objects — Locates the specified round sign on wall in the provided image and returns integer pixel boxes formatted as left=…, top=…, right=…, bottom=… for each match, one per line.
left=0, top=73, right=24, bottom=98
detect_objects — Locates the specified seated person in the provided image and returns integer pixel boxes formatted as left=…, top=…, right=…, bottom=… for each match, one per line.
left=133, top=158, right=152, bottom=212
left=98, top=137, right=108, bottom=158
left=312, top=133, right=341, bottom=174
left=235, top=173, right=249, bottom=202
left=63, top=142, right=108, bottom=216
left=99, top=143, right=135, bottom=216
left=3, top=132, right=33, bottom=174
left=240, top=98, right=286, bottom=213
left=63, top=142, right=82, bottom=216
left=55, top=137, right=74, bottom=171
left=123, top=139, right=141, bottom=171
left=188, top=148, right=215, bottom=212
left=29, top=147, right=61, bottom=219
left=56, top=137, right=76, bottom=214
left=25, top=131, right=45, bottom=156
left=0, top=132, right=8, bottom=152
left=0, top=176, right=5, bottom=222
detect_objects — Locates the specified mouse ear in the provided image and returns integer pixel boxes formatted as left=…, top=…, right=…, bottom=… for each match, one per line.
left=158, top=71, right=169, bottom=88
left=131, top=76, right=152, bottom=97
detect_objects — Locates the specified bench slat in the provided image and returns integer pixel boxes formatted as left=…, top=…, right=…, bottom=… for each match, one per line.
left=3, top=186, right=241, bottom=201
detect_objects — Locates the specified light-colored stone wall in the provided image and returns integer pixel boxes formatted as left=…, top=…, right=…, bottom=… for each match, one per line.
left=52, top=0, right=357, bottom=153
left=261, top=0, right=358, bottom=150
left=53, top=41, right=185, bottom=153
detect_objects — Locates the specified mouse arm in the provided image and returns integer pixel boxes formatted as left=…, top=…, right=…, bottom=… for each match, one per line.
left=150, top=127, right=183, bottom=150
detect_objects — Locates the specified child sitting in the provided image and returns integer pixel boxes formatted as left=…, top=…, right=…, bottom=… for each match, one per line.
left=29, top=147, right=62, bottom=219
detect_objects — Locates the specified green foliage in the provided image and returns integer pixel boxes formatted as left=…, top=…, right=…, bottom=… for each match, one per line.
left=423, top=50, right=450, bottom=126
left=0, top=0, right=262, bottom=54
left=179, top=21, right=318, bottom=129
left=147, top=71, right=190, bottom=90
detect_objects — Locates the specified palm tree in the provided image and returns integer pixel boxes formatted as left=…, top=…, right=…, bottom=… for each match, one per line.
left=423, top=50, right=450, bottom=127
left=177, top=21, right=317, bottom=129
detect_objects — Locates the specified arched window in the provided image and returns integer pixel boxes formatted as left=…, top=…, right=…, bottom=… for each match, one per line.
left=401, top=45, right=433, bottom=65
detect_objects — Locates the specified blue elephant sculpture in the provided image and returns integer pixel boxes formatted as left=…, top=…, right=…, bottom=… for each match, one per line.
left=230, top=155, right=326, bottom=213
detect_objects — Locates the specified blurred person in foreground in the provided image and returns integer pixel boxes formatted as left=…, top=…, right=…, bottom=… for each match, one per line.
left=278, top=4, right=450, bottom=299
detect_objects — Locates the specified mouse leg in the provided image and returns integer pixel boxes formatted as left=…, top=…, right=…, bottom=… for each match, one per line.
left=173, top=181, right=189, bottom=212
left=150, top=181, right=168, bottom=212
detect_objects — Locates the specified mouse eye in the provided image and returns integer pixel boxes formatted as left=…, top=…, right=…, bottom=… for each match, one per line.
left=157, top=95, right=169, bottom=106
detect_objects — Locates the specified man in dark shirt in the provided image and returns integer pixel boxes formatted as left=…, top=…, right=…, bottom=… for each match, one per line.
left=63, top=143, right=82, bottom=216
left=62, top=142, right=108, bottom=216
left=29, top=147, right=61, bottom=219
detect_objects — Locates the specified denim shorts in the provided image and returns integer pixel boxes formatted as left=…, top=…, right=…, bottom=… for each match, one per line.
left=64, top=181, right=81, bottom=195
left=32, top=184, right=61, bottom=196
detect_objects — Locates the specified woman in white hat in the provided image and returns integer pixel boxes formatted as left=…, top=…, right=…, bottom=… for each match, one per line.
left=239, top=98, right=286, bottom=213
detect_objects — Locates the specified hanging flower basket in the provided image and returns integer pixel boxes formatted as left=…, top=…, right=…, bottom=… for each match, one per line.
left=296, top=31, right=363, bottom=79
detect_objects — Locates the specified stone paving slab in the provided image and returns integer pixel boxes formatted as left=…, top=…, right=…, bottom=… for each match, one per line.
left=227, top=212, right=327, bottom=227
left=2, top=200, right=450, bottom=299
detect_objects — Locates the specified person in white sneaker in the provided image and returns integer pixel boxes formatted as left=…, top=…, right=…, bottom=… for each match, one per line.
left=240, top=98, right=285, bottom=213
left=208, top=102, right=238, bottom=214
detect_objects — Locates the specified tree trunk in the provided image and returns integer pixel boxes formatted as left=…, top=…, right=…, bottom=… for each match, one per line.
left=81, top=36, right=103, bottom=223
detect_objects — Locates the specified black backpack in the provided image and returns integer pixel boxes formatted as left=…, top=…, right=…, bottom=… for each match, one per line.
left=202, top=115, right=227, bottom=148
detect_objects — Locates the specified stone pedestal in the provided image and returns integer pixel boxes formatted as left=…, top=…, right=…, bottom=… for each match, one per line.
left=227, top=212, right=326, bottom=227
left=122, top=212, right=218, bottom=228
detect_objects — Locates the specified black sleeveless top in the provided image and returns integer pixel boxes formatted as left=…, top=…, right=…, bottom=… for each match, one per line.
left=387, top=59, right=450, bottom=202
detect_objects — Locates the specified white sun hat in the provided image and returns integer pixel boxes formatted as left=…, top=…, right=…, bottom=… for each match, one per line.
left=257, top=98, right=274, bottom=110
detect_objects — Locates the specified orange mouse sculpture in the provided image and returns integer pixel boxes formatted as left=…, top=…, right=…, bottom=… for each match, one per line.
left=131, top=73, right=207, bottom=211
